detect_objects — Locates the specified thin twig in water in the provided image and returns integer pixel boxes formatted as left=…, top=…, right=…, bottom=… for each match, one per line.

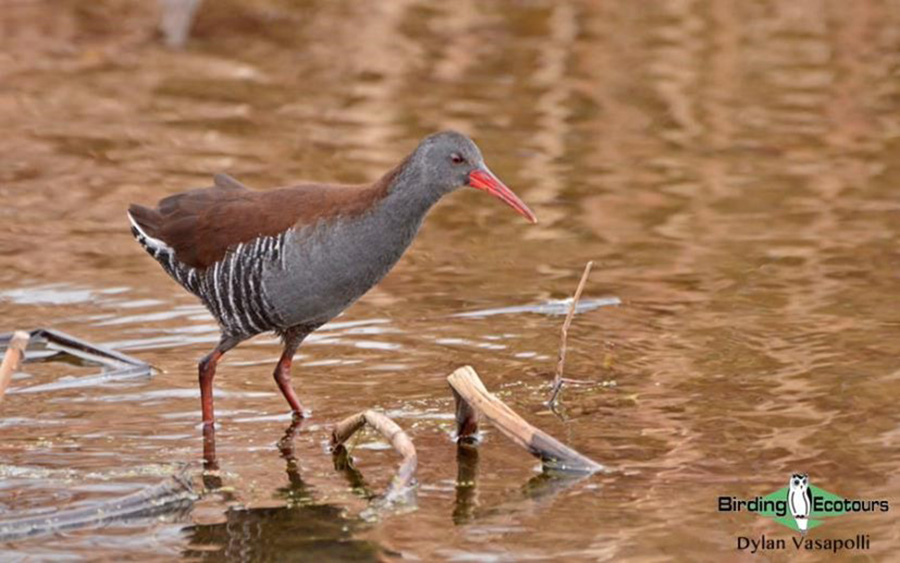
left=547, top=261, right=593, bottom=409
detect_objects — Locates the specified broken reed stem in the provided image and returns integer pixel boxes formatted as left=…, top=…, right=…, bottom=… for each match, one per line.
left=448, top=366, right=603, bottom=474
left=452, top=386, right=480, bottom=442
left=0, top=331, right=29, bottom=401
left=331, top=410, right=417, bottom=503
left=547, top=261, right=594, bottom=408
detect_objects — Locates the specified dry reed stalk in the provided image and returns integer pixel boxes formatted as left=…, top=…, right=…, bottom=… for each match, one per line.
left=448, top=365, right=603, bottom=473
left=331, top=410, right=417, bottom=504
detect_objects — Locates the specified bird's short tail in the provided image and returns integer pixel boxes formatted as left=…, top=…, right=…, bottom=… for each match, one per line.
left=127, top=206, right=201, bottom=295
left=127, top=205, right=165, bottom=253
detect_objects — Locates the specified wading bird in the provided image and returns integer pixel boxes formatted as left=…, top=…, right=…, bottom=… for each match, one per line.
left=128, top=131, right=536, bottom=425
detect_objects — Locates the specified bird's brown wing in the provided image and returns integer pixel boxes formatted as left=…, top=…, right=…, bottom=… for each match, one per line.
left=128, top=170, right=399, bottom=270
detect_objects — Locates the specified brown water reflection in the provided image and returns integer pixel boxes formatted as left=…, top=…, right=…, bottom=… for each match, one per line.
left=2, top=0, right=900, bottom=560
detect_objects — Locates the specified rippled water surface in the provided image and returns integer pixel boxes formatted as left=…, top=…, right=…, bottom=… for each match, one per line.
left=2, top=1, right=900, bottom=560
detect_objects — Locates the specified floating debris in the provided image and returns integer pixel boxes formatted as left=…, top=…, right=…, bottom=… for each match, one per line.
left=451, top=296, right=620, bottom=319
left=0, top=472, right=195, bottom=541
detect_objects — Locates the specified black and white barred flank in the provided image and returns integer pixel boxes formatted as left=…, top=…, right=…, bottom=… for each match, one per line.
left=127, top=211, right=286, bottom=338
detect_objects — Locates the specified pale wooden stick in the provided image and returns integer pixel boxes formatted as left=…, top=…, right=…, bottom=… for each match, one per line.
left=331, top=411, right=368, bottom=445
left=0, top=331, right=29, bottom=401
left=331, top=410, right=417, bottom=504
left=448, top=366, right=603, bottom=473
left=547, top=261, right=593, bottom=408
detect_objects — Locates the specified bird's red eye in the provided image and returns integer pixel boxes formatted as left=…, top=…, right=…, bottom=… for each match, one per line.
left=451, top=153, right=465, bottom=164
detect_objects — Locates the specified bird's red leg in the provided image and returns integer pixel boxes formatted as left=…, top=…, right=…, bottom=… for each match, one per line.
left=198, top=351, right=222, bottom=424
left=274, top=329, right=310, bottom=418
left=201, top=422, right=223, bottom=490
left=198, top=336, right=240, bottom=425
left=273, top=351, right=307, bottom=418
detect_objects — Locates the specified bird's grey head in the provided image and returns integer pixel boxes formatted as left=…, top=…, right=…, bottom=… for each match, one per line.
left=414, top=131, right=484, bottom=193
left=790, top=473, right=809, bottom=490
left=404, top=130, right=537, bottom=223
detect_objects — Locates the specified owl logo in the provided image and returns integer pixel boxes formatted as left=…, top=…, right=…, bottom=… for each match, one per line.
left=788, top=473, right=812, bottom=534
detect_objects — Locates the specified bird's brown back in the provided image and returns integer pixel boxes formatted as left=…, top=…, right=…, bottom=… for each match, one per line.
left=129, top=161, right=406, bottom=270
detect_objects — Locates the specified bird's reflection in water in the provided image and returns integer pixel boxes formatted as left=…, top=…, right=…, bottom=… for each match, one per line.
left=201, top=423, right=222, bottom=492
left=274, top=417, right=317, bottom=506
left=184, top=419, right=389, bottom=562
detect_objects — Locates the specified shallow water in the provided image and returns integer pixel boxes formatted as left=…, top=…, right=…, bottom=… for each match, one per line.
left=2, top=0, right=900, bottom=560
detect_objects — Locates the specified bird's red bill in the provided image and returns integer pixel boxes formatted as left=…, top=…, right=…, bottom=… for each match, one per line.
left=468, top=169, right=538, bottom=224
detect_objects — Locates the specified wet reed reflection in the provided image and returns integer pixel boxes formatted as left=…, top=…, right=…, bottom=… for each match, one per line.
left=452, top=443, right=479, bottom=525
left=452, top=440, right=594, bottom=526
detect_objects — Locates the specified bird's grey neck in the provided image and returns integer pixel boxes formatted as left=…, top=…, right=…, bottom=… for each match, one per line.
left=378, top=162, right=444, bottom=226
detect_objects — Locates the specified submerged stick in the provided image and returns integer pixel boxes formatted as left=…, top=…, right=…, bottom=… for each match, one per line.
left=448, top=366, right=603, bottom=474
left=0, top=328, right=152, bottom=395
left=547, top=261, right=593, bottom=408
left=453, top=386, right=480, bottom=442
left=0, top=331, right=29, bottom=401
left=331, top=410, right=417, bottom=505
left=0, top=473, right=195, bottom=541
